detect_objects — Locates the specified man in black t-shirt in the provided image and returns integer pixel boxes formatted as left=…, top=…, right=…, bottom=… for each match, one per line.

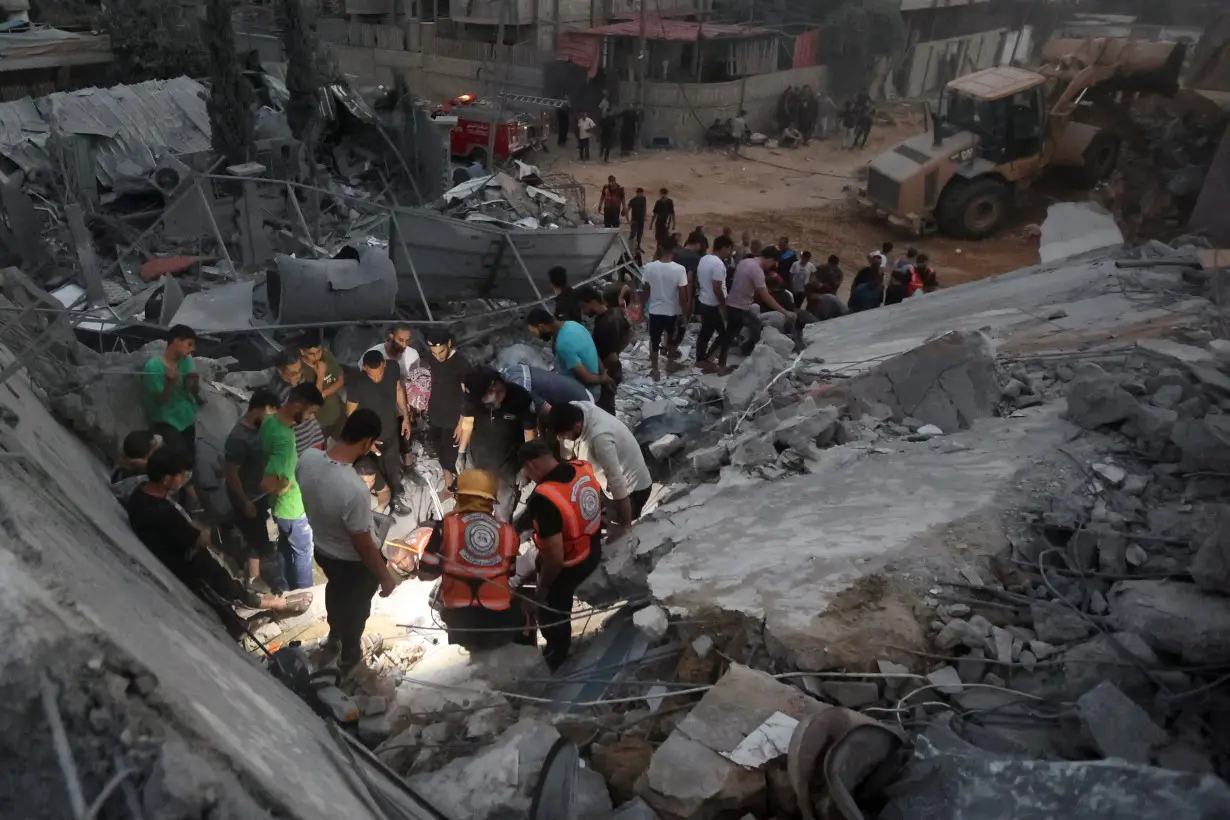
left=346, top=349, right=411, bottom=516
left=517, top=439, right=602, bottom=670
left=458, top=367, right=539, bottom=520
left=126, top=447, right=302, bottom=627
left=626, top=187, right=647, bottom=251
left=423, top=328, right=471, bottom=495
left=651, top=188, right=675, bottom=248
left=578, top=285, right=631, bottom=414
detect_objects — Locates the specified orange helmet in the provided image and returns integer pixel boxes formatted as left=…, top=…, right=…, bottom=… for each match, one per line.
left=455, top=469, right=498, bottom=501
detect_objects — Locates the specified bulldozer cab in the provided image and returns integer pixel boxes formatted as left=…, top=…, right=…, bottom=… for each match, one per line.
left=937, top=68, right=1049, bottom=165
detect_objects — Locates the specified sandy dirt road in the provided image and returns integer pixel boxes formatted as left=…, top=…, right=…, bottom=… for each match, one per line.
left=539, top=115, right=1045, bottom=289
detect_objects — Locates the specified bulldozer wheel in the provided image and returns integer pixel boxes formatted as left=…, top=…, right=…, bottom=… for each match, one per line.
left=1074, top=132, right=1121, bottom=188
left=936, top=178, right=1009, bottom=240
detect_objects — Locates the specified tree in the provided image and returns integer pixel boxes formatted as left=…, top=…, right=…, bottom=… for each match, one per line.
left=277, top=0, right=319, bottom=141
left=96, top=0, right=209, bottom=83
left=204, top=0, right=255, bottom=167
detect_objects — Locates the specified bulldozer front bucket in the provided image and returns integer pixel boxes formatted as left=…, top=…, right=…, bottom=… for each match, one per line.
left=1041, top=37, right=1188, bottom=97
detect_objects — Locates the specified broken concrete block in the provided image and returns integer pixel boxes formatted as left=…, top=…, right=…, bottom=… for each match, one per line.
left=916, top=423, right=944, bottom=437
left=729, top=433, right=776, bottom=469
left=1077, top=681, right=1168, bottom=764
left=846, top=331, right=997, bottom=432
left=640, top=398, right=671, bottom=419
left=1089, top=590, right=1109, bottom=614
left=1038, top=201, right=1123, bottom=263
left=637, top=665, right=828, bottom=819
left=1171, top=415, right=1230, bottom=473
left=1136, top=338, right=1215, bottom=368
left=688, top=443, right=728, bottom=473
left=648, top=434, right=684, bottom=460
left=1098, top=532, right=1128, bottom=575
left=935, top=619, right=986, bottom=651
left=887, top=721, right=1230, bottom=819
left=758, top=326, right=796, bottom=359
left=1060, top=632, right=1159, bottom=700
left=772, top=405, right=839, bottom=452
left=877, top=659, right=911, bottom=695
left=1150, top=384, right=1185, bottom=409
left=632, top=606, right=670, bottom=641
left=1125, top=544, right=1148, bottom=567
left=1064, top=376, right=1139, bottom=430
left=1030, top=602, right=1094, bottom=644
left=957, top=648, right=987, bottom=684
left=991, top=627, right=1014, bottom=666
left=1191, top=507, right=1230, bottom=594
left=1091, top=462, right=1126, bottom=487
left=926, top=666, right=964, bottom=695
left=593, top=738, right=656, bottom=805
left=409, top=720, right=606, bottom=819
left=819, top=680, right=880, bottom=708
left=723, top=344, right=790, bottom=410
left=1109, top=580, right=1230, bottom=664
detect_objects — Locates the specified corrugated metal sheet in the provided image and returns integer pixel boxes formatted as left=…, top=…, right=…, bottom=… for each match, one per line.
left=0, top=76, right=211, bottom=190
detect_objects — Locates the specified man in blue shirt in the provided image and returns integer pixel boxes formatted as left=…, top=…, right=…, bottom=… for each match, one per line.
left=526, top=307, right=611, bottom=399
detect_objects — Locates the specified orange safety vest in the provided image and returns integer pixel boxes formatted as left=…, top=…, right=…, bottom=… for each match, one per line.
left=431, top=512, right=520, bottom=611
left=531, top=460, right=602, bottom=567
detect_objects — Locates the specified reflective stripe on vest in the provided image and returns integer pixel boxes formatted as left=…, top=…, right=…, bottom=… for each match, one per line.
left=438, top=512, right=519, bottom=611
left=532, top=460, right=602, bottom=567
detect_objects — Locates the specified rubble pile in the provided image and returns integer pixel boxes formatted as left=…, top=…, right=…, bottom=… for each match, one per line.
left=435, top=168, right=594, bottom=230
left=1096, top=92, right=1229, bottom=243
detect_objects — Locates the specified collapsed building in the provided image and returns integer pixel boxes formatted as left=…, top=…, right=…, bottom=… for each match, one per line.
left=5, top=185, right=1230, bottom=817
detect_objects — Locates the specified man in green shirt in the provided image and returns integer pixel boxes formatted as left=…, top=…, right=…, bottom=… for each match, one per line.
left=260, top=382, right=324, bottom=590
left=142, top=324, right=203, bottom=462
left=299, top=332, right=346, bottom=442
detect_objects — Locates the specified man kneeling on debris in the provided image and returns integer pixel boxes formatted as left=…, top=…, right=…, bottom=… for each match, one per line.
left=126, top=446, right=308, bottom=625
left=416, top=469, right=533, bottom=652
left=518, top=439, right=603, bottom=671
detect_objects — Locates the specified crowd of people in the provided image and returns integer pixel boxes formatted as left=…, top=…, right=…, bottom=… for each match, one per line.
left=113, top=286, right=649, bottom=673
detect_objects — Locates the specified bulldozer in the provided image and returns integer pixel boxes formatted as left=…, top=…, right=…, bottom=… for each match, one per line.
left=853, top=37, right=1188, bottom=239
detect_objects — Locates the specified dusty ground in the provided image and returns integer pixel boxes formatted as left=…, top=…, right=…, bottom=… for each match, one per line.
left=541, top=112, right=1049, bottom=288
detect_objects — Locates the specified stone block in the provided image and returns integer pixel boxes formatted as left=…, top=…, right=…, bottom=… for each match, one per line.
left=1060, top=632, right=1158, bottom=700
left=688, top=443, right=728, bottom=473
left=1030, top=602, right=1094, bottom=644
left=632, top=606, right=670, bottom=641
left=648, top=434, right=684, bottom=460
left=1064, top=376, right=1139, bottom=430
left=723, top=344, right=789, bottom=410
left=1077, top=681, right=1168, bottom=764
left=1191, top=507, right=1230, bottom=594
left=1109, top=580, right=1230, bottom=664
left=819, top=680, right=880, bottom=708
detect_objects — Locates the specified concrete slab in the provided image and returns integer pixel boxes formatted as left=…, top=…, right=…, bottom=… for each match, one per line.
left=641, top=406, right=1070, bottom=666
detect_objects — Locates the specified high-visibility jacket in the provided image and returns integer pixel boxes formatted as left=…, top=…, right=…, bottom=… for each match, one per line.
left=531, top=460, right=602, bottom=567
left=421, top=511, right=519, bottom=611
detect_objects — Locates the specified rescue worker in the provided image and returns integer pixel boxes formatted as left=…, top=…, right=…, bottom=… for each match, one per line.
left=417, top=469, right=530, bottom=651
left=517, top=439, right=602, bottom=670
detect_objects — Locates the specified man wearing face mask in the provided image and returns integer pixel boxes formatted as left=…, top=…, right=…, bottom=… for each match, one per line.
left=127, top=446, right=308, bottom=621
left=457, top=366, right=539, bottom=520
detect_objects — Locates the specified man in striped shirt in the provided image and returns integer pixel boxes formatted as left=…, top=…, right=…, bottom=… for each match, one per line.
left=268, top=347, right=326, bottom=453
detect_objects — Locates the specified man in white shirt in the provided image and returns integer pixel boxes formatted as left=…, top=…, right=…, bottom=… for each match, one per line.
left=638, top=242, right=690, bottom=382
left=550, top=401, right=652, bottom=541
left=297, top=409, right=399, bottom=670
left=789, top=251, right=817, bottom=301
left=576, top=111, right=596, bottom=161
left=359, top=323, right=420, bottom=383
left=696, top=235, right=734, bottom=372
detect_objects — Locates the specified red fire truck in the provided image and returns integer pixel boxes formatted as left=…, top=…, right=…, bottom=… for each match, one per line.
left=431, top=94, right=562, bottom=165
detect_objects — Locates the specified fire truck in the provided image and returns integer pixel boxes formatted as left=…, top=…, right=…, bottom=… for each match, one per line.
left=431, top=93, right=564, bottom=165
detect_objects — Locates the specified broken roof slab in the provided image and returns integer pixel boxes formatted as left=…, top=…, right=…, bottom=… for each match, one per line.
left=639, top=251, right=1210, bottom=670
